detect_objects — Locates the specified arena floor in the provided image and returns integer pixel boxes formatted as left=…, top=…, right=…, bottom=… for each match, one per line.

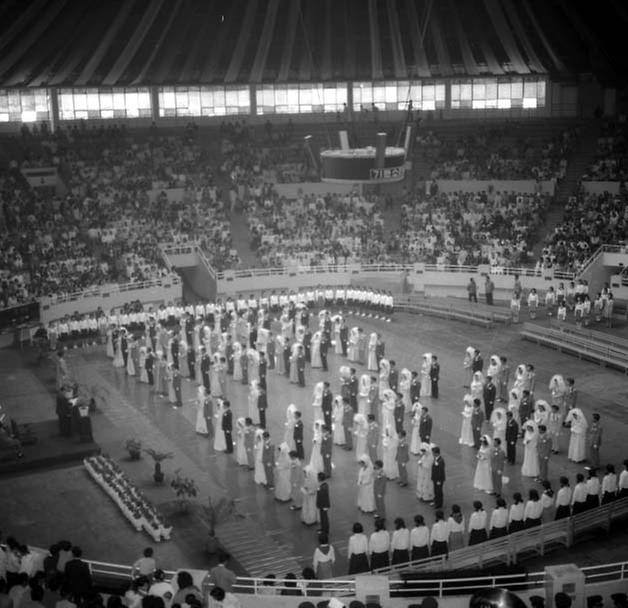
left=1, top=308, right=627, bottom=577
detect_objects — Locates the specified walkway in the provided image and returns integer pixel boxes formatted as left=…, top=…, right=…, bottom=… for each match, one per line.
left=228, top=210, right=258, bottom=268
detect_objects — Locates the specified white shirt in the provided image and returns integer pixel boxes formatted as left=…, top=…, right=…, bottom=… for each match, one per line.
left=209, top=592, right=241, bottom=608
left=586, top=477, right=600, bottom=497
left=556, top=486, right=572, bottom=507
left=368, top=530, right=390, bottom=554
left=524, top=500, right=543, bottom=520
left=447, top=516, right=465, bottom=534
left=619, top=470, right=628, bottom=490
left=313, top=545, right=335, bottom=571
left=410, top=526, right=430, bottom=548
left=571, top=483, right=587, bottom=505
left=430, top=521, right=449, bottom=544
left=347, top=533, right=368, bottom=557
left=489, top=507, right=508, bottom=529
left=508, top=503, right=524, bottom=523
left=602, top=474, right=618, bottom=494
left=468, top=510, right=487, bottom=531
left=391, top=528, right=410, bottom=551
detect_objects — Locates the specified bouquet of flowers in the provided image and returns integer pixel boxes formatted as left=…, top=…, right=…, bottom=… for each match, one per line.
left=84, top=455, right=172, bottom=541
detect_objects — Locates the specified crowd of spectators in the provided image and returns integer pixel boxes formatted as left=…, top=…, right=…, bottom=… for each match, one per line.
left=417, top=124, right=575, bottom=182
left=538, top=190, right=628, bottom=273
left=0, top=123, right=236, bottom=308
left=581, top=121, right=628, bottom=182
left=395, top=189, right=551, bottom=267
left=244, top=190, right=393, bottom=268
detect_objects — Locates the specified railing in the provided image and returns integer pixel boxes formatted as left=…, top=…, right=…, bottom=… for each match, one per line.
left=196, top=247, right=217, bottom=281
left=374, top=496, right=628, bottom=576
left=215, top=261, right=575, bottom=281
left=38, top=275, right=181, bottom=307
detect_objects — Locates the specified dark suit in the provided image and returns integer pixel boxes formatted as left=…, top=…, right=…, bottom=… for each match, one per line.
left=321, top=389, right=333, bottom=429
left=258, top=359, right=267, bottom=391
left=505, top=419, right=519, bottom=464
left=321, top=433, right=332, bottom=478
left=201, top=353, right=211, bottom=392
left=348, top=375, right=358, bottom=412
left=257, top=392, right=268, bottom=428
left=472, top=355, right=484, bottom=373
left=430, top=362, right=440, bottom=398
left=297, top=353, right=306, bottom=387
left=320, top=336, right=329, bottom=371
left=419, top=413, right=432, bottom=443
left=342, top=403, right=354, bottom=449
left=145, top=352, right=154, bottom=385
left=187, top=347, right=196, bottom=381
left=316, top=481, right=330, bottom=535
left=339, top=326, right=348, bottom=356
left=388, top=369, right=399, bottom=392
left=471, top=408, right=484, bottom=449
left=483, top=381, right=496, bottom=420
left=266, top=340, right=275, bottom=370
left=431, top=456, right=446, bottom=508
left=262, top=441, right=274, bottom=487
left=393, top=400, right=405, bottom=434
left=283, top=345, right=291, bottom=377
left=222, top=408, right=233, bottom=453
left=410, top=378, right=421, bottom=404
left=490, top=447, right=506, bottom=496
left=537, top=432, right=551, bottom=481
left=396, top=438, right=409, bottom=485
left=303, top=331, right=312, bottom=363
left=64, top=558, right=92, bottom=600
left=293, top=420, right=304, bottom=460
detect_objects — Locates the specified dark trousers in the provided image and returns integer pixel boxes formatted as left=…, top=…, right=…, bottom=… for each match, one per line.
left=469, top=293, right=477, bottom=303
left=433, top=481, right=444, bottom=508
left=491, top=471, right=502, bottom=496
left=258, top=408, right=266, bottom=429
left=431, top=380, right=438, bottom=398
left=188, top=358, right=195, bottom=380
left=295, top=441, right=304, bottom=460
left=485, top=403, right=493, bottom=421
left=298, top=369, right=305, bottom=387
left=398, top=461, right=408, bottom=484
left=506, top=441, right=516, bottom=464
left=343, top=424, right=353, bottom=449
left=224, top=430, right=233, bottom=453
left=539, top=456, right=549, bottom=481
left=147, top=369, right=154, bottom=385
left=323, top=409, right=332, bottom=430
left=486, top=292, right=494, bottom=305
left=472, top=428, right=481, bottom=449
left=264, top=463, right=274, bottom=487
left=319, top=508, right=329, bottom=535
left=202, top=372, right=210, bottom=392
left=321, top=353, right=328, bottom=371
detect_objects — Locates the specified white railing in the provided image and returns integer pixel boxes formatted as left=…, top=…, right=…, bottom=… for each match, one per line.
left=215, top=261, right=575, bottom=281
left=39, top=275, right=181, bottom=307
left=81, top=559, right=628, bottom=598
left=196, top=247, right=217, bottom=281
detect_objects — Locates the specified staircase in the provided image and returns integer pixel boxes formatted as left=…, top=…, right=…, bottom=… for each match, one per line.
left=531, top=121, right=601, bottom=259
left=228, top=212, right=258, bottom=267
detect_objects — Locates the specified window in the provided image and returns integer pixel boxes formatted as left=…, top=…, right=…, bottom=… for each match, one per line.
left=158, top=86, right=250, bottom=117
left=0, top=89, right=50, bottom=123
left=58, top=87, right=151, bottom=120
left=255, top=83, right=346, bottom=115
left=355, top=81, right=445, bottom=112
left=452, top=77, right=545, bottom=111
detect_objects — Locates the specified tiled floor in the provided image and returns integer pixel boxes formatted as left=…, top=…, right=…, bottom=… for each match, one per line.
left=2, top=308, right=627, bottom=577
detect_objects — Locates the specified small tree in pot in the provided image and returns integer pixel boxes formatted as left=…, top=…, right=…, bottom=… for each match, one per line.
left=125, top=438, right=142, bottom=460
left=170, top=469, right=198, bottom=512
left=144, top=448, right=174, bottom=483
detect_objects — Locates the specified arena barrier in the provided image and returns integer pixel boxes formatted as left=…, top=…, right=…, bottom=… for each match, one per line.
left=216, top=262, right=573, bottom=299
left=434, top=179, right=555, bottom=195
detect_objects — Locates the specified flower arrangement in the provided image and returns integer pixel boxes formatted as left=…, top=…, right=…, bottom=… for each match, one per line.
left=84, top=455, right=172, bottom=541
left=170, top=469, right=198, bottom=512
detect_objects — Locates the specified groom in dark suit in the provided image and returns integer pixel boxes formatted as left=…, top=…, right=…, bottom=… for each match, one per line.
left=431, top=446, right=446, bottom=509
left=222, top=400, right=233, bottom=453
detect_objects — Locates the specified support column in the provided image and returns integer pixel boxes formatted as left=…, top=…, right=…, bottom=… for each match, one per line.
left=346, top=82, right=353, bottom=121
left=49, top=87, right=59, bottom=133
left=150, top=86, right=160, bottom=122
left=249, top=84, right=257, bottom=117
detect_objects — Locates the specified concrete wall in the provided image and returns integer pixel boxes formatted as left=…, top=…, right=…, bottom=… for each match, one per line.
left=581, top=181, right=621, bottom=195
left=435, top=179, right=555, bottom=195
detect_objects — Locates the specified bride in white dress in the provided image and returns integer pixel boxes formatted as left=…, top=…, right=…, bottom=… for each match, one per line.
left=473, top=435, right=493, bottom=492
left=311, top=331, right=322, bottom=368
left=410, top=403, right=422, bottom=454
left=399, top=368, right=412, bottom=409
left=248, top=380, right=260, bottom=421
left=419, top=353, right=432, bottom=397
left=235, top=417, right=248, bottom=466
left=254, top=429, right=267, bottom=485
left=332, top=396, right=345, bottom=445
left=459, top=395, right=475, bottom=446
left=382, top=424, right=398, bottom=480
left=490, top=406, right=507, bottom=450
left=309, top=420, right=325, bottom=474
left=357, top=374, right=371, bottom=415
left=470, top=371, right=485, bottom=401
left=357, top=455, right=375, bottom=513
left=565, top=408, right=588, bottom=463
left=283, top=403, right=298, bottom=450
left=347, top=327, right=360, bottom=362
left=521, top=420, right=540, bottom=477
left=367, top=332, right=378, bottom=371
left=195, top=386, right=208, bottom=435
left=213, top=399, right=226, bottom=452
left=332, top=315, right=343, bottom=355
left=378, top=359, right=390, bottom=400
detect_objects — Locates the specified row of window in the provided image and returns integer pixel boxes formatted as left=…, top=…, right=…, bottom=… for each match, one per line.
left=0, top=78, right=547, bottom=122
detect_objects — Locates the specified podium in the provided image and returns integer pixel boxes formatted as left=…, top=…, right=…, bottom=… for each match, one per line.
left=544, top=564, right=585, bottom=608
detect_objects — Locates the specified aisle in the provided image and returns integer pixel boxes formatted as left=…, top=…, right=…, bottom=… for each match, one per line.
left=228, top=209, right=258, bottom=268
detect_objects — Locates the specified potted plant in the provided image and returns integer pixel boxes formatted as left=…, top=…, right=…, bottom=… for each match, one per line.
left=144, top=448, right=174, bottom=484
left=201, top=496, right=242, bottom=554
left=125, top=438, right=142, bottom=460
left=170, top=469, right=198, bottom=512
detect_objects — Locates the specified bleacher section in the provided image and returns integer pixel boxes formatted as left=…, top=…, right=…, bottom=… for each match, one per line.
left=520, top=322, right=628, bottom=373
